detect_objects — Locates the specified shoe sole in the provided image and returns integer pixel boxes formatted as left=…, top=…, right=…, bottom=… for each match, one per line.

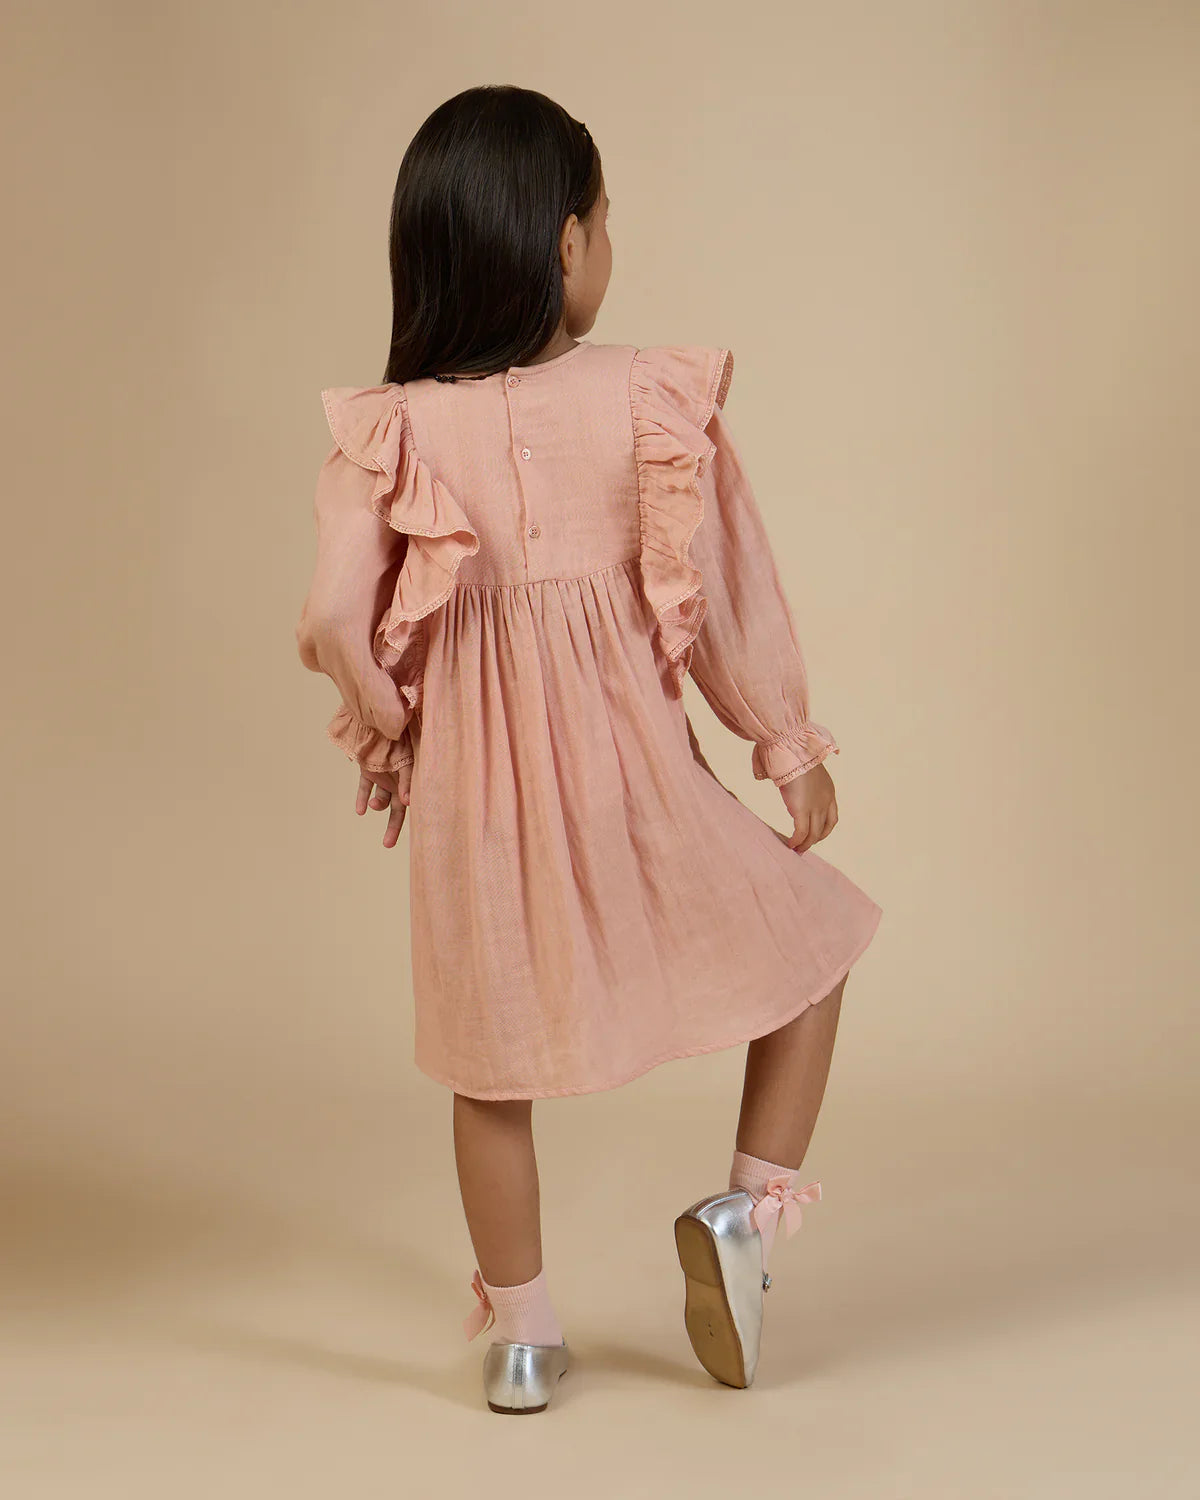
left=674, top=1211, right=749, bottom=1388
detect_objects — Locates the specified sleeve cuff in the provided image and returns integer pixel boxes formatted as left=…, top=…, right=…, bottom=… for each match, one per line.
left=750, top=722, right=839, bottom=786
left=326, top=704, right=414, bottom=775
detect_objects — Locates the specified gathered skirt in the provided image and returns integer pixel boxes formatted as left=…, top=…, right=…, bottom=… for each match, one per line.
left=399, top=554, right=882, bottom=1100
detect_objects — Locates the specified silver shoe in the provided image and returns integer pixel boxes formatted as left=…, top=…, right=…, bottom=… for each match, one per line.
left=673, top=1188, right=765, bottom=1388
left=482, top=1338, right=570, bottom=1414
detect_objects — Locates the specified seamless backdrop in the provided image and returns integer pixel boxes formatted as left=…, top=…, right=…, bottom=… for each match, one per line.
left=2, top=3, right=1197, bottom=1496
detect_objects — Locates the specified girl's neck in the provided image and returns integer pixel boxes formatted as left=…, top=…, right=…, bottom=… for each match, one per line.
left=430, top=326, right=580, bottom=383
left=523, top=326, right=578, bottom=365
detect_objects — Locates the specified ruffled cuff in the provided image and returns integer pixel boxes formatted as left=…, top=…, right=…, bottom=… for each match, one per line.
left=326, top=704, right=414, bottom=776
left=750, top=722, right=839, bottom=785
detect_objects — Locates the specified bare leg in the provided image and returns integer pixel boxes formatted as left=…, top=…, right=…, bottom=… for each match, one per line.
left=735, top=973, right=848, bottom=1167
left=452, top=1093, right=543, bottom=1286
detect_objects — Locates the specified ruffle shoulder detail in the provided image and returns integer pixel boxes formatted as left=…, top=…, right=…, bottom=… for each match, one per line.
left=629, top=345, right=734, bottom=695
left=321, top=383, right=479, bottom=695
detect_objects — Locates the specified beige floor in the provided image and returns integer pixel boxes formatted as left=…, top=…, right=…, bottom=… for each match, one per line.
left=4, top=1072, right=1194, bottom=1500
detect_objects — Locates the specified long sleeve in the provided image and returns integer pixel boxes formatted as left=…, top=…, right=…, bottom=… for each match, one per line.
left=685, top=405, right=839, bottom=786
left=295, top=443, right=416, bottom=776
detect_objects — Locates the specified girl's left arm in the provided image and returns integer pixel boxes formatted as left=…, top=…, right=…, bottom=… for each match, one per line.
left=295, top=444, right=415, bottom=776
left=685, top=404, right=839, bottom=787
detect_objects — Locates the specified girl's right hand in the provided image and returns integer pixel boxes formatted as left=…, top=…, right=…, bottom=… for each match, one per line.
left=778, top=762, right=838, bottom=854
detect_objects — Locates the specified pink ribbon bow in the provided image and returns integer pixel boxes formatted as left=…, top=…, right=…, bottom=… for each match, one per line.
left=751, top=1176, right=821, bottom=1239
left=463, top=1269, right=496, bottom=1342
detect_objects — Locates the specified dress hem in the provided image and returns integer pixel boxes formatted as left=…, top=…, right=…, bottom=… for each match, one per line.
left=413, top=899, right=882, bottom=1101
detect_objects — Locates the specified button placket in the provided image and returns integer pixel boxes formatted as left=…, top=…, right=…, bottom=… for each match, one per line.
left=506, top=371, right=542, bottom=556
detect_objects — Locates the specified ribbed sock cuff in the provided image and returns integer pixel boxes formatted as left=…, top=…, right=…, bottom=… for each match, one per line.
left=478, top=1266, right=564, bottom=1346
left=728, top=1147, right=802, bottom=1199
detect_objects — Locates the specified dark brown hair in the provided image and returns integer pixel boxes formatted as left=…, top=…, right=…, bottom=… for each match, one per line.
left=382, top=85, right=603, bottom=385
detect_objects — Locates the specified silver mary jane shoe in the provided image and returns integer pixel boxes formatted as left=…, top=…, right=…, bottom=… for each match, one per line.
left=481, top=1338, right=570, bottom=1414
left=463, top=1270, right=569, bottom=1414
left=673, top=1188, right=765, bottom=1388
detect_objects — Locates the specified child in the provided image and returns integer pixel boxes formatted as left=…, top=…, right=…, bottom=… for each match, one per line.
left=296, top=84, right=882, bottom=1413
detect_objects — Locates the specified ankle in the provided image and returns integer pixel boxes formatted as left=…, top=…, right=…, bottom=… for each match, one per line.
left=465, top=1265, right=564, bottom=1346
left=729, top=1147, right=803, bottom=1200
left=728, top=1148, right=821, bottom=1282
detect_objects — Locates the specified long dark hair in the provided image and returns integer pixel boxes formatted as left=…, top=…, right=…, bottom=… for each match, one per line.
left=382, top=86, right=603, bottom=385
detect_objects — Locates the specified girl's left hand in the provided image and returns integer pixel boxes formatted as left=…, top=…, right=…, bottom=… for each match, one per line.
left=355, top=763, right=412, bottom=848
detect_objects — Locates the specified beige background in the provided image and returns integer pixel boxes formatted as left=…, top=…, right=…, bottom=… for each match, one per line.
left=3, top=1, right=1197, bottom=1494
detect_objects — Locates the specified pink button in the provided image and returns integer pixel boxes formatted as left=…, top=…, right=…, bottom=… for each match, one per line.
left=520, top=446, right=532, bottom=460
left=527, top=523, right=541, bottom=539
left=506, top=374, right=520, bottom=387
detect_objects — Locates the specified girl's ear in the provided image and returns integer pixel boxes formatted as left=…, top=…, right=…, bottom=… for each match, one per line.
left=558, top=212, right=580, bottom=277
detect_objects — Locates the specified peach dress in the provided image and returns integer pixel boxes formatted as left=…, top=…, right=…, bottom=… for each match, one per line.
left=296, top=341, right=882, bottom=1100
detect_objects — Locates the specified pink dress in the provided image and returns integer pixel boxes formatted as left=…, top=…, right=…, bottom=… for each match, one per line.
left=296, top=340, right=882, bottom=1100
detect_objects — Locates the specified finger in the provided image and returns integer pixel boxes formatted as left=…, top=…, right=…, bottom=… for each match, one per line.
left=798, top=812, right=822, bottom=853
left=383, top=799, right=406, bottom=848
left=356, top=772, right=373, bottom=816
left=368, top=783, right=392, bottom=813
left=788, top=813, right=812, bottom=853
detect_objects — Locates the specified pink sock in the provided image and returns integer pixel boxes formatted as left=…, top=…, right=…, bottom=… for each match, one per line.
left=729, top=1148, right=813, bottom=1276
left=464, top=1266, right=565, bottom=1346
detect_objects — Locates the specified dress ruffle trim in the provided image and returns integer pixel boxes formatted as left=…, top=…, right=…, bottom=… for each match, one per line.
left=629, top=345, right=735, bottom=695
left=321, top=384, right=480, bottom=698
left=325, top=704, right=415, bottom=776
left=750, top=723, right=840, bottom=785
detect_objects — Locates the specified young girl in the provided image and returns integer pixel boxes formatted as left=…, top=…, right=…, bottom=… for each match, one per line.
left=296, top=84, right=882, bottom=1414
